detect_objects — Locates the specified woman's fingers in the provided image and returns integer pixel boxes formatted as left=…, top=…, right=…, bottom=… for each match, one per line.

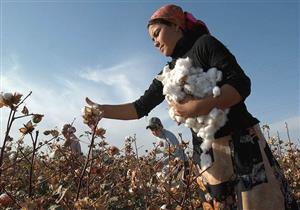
left=85, top=97, right=96, bottom=106
left=85, top=97, right=101, bottom=109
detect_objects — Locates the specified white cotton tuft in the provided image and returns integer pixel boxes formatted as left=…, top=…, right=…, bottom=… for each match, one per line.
left=160, top=204, right=168, bottom=210
left=175, top=115, right=185, bottom=123
left=197, top=116, right=206, bottom=124
left=168, top=107, right=176, bottom=121
left=158, top=57, right=229, bottom=170
left=200, top=139, right=213, bottom=152
left=208, top=108, right=220, bottom=120
left=183, top=84, right=194, bottom=94
left=192, top=126, right=200, bottom=133
left=207, top=68, right=217, bottom=82
left=225, top=109, right=230, bottom=114
left=197, top=130, right=205, bottom=138
left=212, top=86, right=221, bottom=97
left=49, top=149, right=58, bottom=159
left=206, top=118, right=214, bottom=126
left=216, top=71, right=222, bottom=82
left=176, top=57, right=192, bottom=69
left=204, top=125, right=216, bottom=136
left=200, top=153, right=212, bottom=170
left=185, top=117, right=197, bottom=128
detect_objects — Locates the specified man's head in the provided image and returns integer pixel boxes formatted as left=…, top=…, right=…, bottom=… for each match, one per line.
left=146, top=117, right=163, bottom=137
left=62, top=124, right=76, bottom=139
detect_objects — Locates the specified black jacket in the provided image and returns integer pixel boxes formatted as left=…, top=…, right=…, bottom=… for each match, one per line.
left=133, top=34, right=259, bottom=140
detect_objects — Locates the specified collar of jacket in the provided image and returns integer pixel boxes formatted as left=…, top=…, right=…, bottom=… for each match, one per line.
left=169, top=32, right=203, bottom=69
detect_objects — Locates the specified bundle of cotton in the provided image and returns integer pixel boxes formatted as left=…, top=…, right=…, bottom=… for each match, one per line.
left=156, top=57, right=229, bottom=170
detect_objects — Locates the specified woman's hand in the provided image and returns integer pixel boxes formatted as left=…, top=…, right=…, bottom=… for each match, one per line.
left=86, top=97, right=102, bottom=109
left=85, top=97, right=139, bottom=120
left=170, top=85, right=243, bottom=118
left=170, top=96, right=215, bottom=118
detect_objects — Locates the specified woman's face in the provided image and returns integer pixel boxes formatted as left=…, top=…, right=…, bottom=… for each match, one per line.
left=148, top=23, right=183, bottom=57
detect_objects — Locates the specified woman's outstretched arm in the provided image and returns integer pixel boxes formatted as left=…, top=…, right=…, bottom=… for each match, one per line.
left=85, top=97, right=139, bottom=120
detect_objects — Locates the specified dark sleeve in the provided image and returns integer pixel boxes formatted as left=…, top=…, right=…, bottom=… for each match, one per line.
left=194, top=35, right=251, bottom=99
left=133, top=78, right=165, bottom=119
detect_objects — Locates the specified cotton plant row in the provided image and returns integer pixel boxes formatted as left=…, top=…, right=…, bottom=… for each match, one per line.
left=156, top=57, right=229, bottom=170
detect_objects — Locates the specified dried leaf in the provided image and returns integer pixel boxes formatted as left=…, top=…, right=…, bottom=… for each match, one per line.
left=32, top=114, right=44, bottom=123
left=12, top=92, right=23, bottom=104
left=21, top=106, right=29, bottom=115
left=19, top=121, right=34, bottom=135
left=95, top=127, right=106, bottom=138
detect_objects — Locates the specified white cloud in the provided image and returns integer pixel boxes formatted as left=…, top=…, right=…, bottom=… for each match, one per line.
left=78, top=59, right=154, bottom=102
left=0, top=55, right=176, bottom=154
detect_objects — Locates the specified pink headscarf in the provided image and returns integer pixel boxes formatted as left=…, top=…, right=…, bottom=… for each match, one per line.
left=150, top=4, right=210, bottom=34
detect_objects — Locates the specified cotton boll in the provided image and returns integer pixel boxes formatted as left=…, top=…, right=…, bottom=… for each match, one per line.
left=179, top=75, right=188, bottom=85
left=156, top=65, right=171, bottom=84
left=200, top=139, right=213, bottom=152
left=168, top=108, right=176, bottom=121
left=197, top=116, right=206, bottom=124
left=216, top=71, right=222, bottom=82
left=171, top=89, right=186, bottom=102
left=161, top=65, right=171, bottom=76
left=212, top=86, right=221, bottom=97
left=169, top=107, right=185, bottom=123
left=163, top=64, right=170, bottom=72
left=185, top=118, right=197, bottom=128
left=208, top=108, right=220, bottom=120
left=192, top=122, right=201, bottom=131
left=204, top=133, right=215, bottom=141
left=49, top=149, right=58, bottom=159
left=183, top=84, right=194, bottom=95
left=192, top=126, right=200, bottom=133
left=156, top=74, right=165, bottom=83
left=198, top=126, right=205, bottom=133
left=162, top=83, right=173, bottom=95
left=194, top=79, right=211, bottom=98
left=176, top=57, right=192, bottom=69
left=204, top=125, right=216, bottom=136
left=225, top=109, right=230, bottom=114
left=216, top=114, right=227, bottom=128
left=173, top=70, right=186, bottom=84
left=160, top=204, right=168, bottom=210
left=206, top=118, right=215, bottom=126
left=193, top=91, right=205, bottom=99
left=186, top=74, right=198, bottom=84
left=202, top=86, right=213, bottom=97
left=200, top=153, right=212, bottom=170
left=158, top=57, right=229, bottom=171
left=175, top=115, right=185, bottom=124
left=190, top=66, right=203, bottom=75
left=206, top=68, right=217, bottom=81
left=197, top=130, right=205, bottom=138
left=212, top=109, right=227, bottom=127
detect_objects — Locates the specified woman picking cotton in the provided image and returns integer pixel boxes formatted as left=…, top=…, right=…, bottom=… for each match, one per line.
left=85, top=4, right=297, bottom=210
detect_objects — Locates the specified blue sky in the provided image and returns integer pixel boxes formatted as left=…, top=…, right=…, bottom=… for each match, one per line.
left=1, top=0, right=299, bottom=153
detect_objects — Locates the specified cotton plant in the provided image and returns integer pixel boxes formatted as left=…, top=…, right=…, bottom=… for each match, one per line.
left=156, top=57, right=229, bottom=170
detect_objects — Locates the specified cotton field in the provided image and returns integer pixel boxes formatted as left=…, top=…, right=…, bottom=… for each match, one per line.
left=0, top=92, right=299, bottom=209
